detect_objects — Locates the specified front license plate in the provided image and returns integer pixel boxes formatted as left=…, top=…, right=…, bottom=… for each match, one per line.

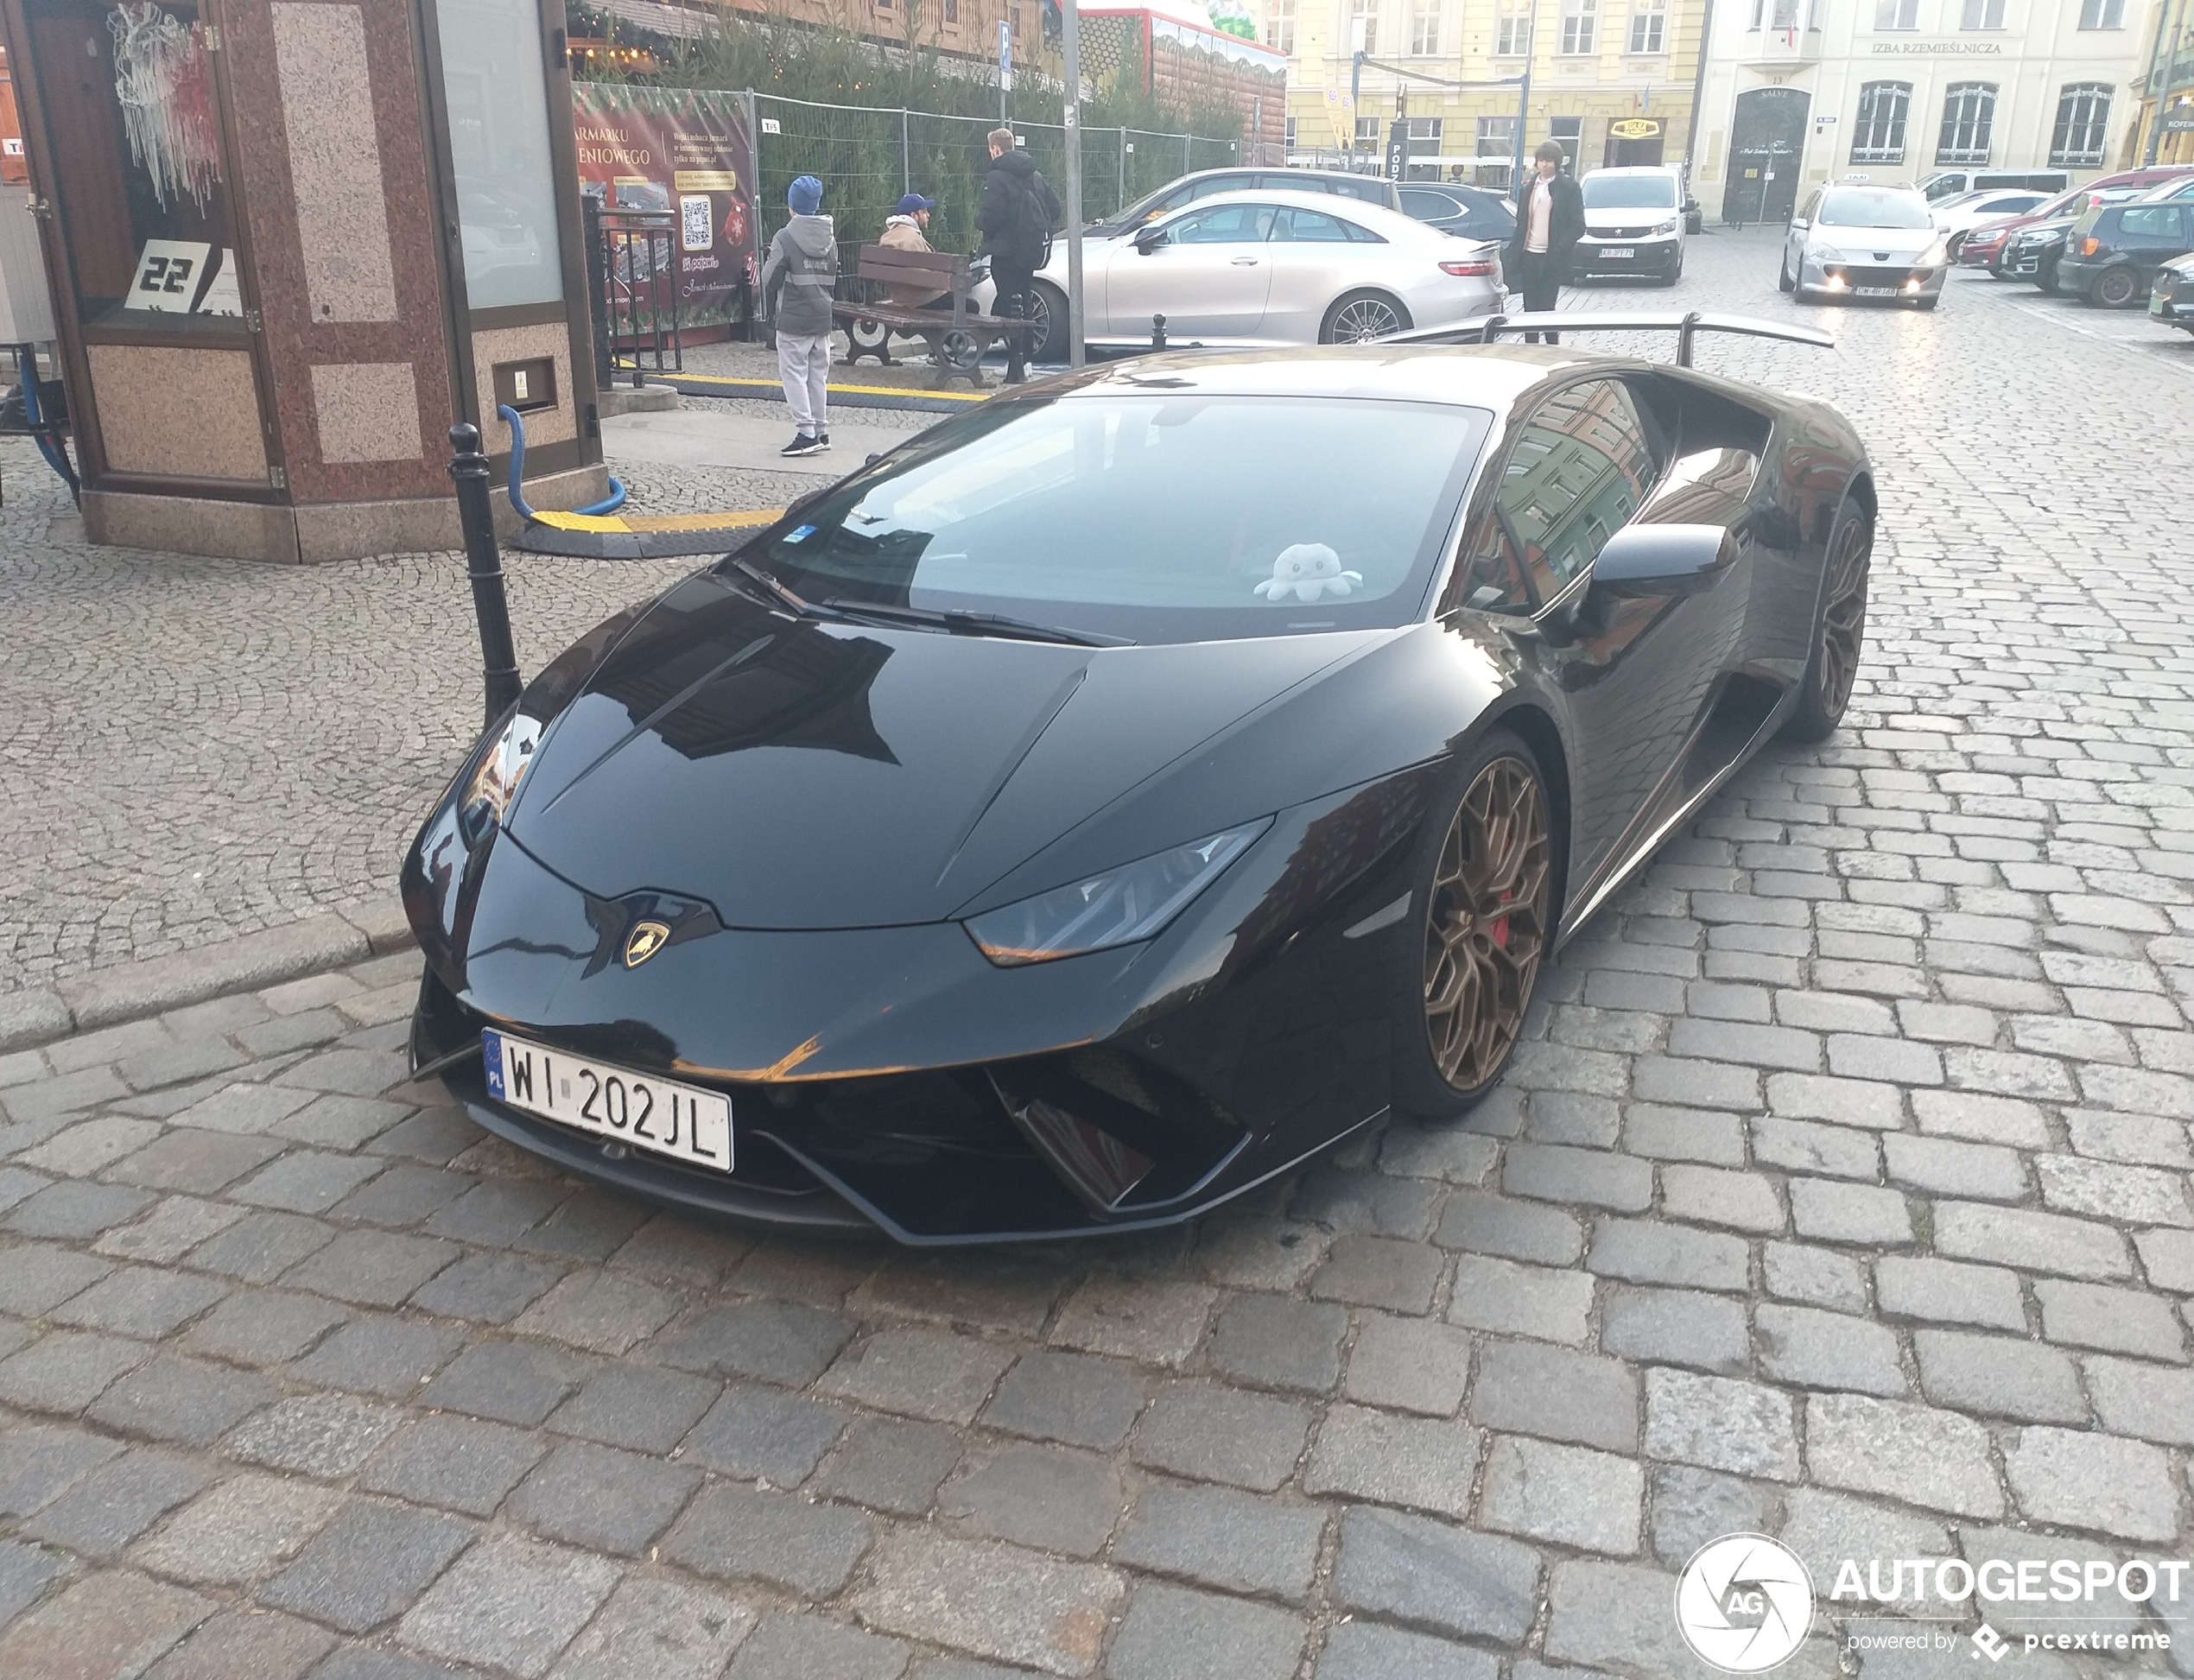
left=1601, top=247, right=1634, bottom=258
left=1855, top=286, right=1896, bottom=297
left=484, top=1030, right=732, bottom=1171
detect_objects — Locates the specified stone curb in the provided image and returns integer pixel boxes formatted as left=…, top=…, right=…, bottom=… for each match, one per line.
left=0, top=901, right=417, bottom=1054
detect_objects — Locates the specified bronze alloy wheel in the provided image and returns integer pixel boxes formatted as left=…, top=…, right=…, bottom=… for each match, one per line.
left=1815, top=512, right=1872, bottom=720
left=1422, top=755, right=1553, bottom=1091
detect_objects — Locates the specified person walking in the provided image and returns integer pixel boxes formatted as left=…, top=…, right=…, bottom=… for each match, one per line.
left=762, top=174, right=838, bottom=455
left=975, top=130, right=1062, bottom=383
left=1505, top=141, right=1584, bottom=345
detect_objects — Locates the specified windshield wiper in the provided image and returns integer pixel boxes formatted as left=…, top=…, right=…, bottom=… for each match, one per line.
left=818, top=599, right=1132, bottom=648
left=726, top=558, right=843, bottom=622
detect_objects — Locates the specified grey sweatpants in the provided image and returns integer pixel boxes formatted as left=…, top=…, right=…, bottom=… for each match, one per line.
left=776, top=332, right=832, bottom=434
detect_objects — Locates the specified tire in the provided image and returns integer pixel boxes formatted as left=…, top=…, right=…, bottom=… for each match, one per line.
left=1320, top=289, right=1412, bottom=343
left=1782, top=504, right=1873, bottom=745
left=1660, top=253, right=1684, bottom=288
left=1024, top=279, right=1068, bottom=361
left=1944, top=232, right=1967, bottom=260
left=2036, top=257, right=2060, bottom=295
left=1778, top=253, right=1795, bottom=294
left=2090, top=267, right=2140, bottom=308
left=1389, top=730, right=1557, bottom=1119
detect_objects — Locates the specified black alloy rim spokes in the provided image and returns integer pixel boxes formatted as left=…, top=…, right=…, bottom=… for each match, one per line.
left=1818, top=518, right=1872, bottom=719
left=1423, top=757, right=1553, bottom=1089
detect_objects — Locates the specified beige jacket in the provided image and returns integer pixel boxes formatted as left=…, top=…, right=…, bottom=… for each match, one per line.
left=877, top=216, right=944, bottom=308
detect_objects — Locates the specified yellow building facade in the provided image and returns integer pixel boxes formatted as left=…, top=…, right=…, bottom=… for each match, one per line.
left=1268, top=0, right=1710, bottom=188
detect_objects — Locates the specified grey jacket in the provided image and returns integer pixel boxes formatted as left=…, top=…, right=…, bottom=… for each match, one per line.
left=762, top=213, right=839, bottom=337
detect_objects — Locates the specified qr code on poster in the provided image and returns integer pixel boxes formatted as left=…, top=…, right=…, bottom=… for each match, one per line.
left=681, top=195, right=714, bottom=252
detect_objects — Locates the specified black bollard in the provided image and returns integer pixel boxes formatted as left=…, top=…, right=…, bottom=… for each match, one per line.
left=447, top=423, right=523, bottom=725
left=1151, top=313, right=1168, bottom=351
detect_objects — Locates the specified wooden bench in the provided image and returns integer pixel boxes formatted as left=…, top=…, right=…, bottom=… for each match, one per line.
left=831, top=244, right=1035, bottom=389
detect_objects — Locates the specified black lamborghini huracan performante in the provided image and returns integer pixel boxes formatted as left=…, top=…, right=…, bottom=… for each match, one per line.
left=405, top=331, right=1874, bottom=1243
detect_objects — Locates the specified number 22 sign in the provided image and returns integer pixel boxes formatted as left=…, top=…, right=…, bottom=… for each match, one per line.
left=128, top=239, right=213, bottom=313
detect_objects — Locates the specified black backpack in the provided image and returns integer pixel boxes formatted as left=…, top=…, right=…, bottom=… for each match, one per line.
left=1021, top=170, right=1062, bottom=266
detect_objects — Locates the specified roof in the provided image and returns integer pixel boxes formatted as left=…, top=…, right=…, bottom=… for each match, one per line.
left=1030, top=345, right=1606, bottom=412
left=1145, top=187, right=1448, bottom=243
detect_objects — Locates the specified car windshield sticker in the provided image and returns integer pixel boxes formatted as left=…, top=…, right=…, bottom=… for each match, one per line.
left=784, top=525, right=815, bottom=542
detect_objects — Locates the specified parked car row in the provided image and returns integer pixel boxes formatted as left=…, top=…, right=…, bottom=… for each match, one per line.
left=1983, top=174, right=2194, bottom=308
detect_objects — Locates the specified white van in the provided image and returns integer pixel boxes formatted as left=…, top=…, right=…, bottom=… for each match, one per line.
left=1573, top=165, right=1687, bottom=285
left=1915, top=168, right=2071, bottom=203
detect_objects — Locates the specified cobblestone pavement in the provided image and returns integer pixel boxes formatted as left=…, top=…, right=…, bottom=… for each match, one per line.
left=1, top=229, right=2192, bottom=1679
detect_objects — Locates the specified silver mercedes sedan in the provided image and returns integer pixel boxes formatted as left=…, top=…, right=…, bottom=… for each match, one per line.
left=1029, top=190, right=1503, bottom=354
left=1779, top=183, right=1950, bottom=309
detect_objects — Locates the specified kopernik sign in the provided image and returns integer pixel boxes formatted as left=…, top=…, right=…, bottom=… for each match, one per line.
left=572, top=85, right=757, bottom=330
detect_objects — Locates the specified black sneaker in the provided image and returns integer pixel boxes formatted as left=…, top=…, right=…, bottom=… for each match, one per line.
left=781, top=432, right=821, bottom=457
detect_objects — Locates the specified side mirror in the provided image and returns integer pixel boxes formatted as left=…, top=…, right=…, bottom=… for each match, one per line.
left=1133, top=226, right=1167, bottom=254
left=1789, top=217, right=1809, bottom=231
left=1589, top=523, right=1738, bottom=599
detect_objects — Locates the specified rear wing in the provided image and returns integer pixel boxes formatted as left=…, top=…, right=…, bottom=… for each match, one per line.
left=1381, top=309, right=1836, bottom=367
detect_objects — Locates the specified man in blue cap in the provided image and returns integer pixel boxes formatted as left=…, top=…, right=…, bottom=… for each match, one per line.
left=877, top=193, right=947, bottom=309
left=762, top=174, right=838, bottom=456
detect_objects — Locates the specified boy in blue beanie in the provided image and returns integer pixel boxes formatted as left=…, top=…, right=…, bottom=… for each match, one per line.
left=762, top=175, right=838, bottom=455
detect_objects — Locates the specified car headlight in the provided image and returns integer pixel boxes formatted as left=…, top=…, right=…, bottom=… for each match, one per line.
left=1653, top=218, right=1679, bottom=237
left=458, top=711, right=543, bottom=846
left=1918, top=238, right=1950, bottom=268
left=1808, top=244, right=1845, bottom=263
left=964, top=820, right=1271, bottom=967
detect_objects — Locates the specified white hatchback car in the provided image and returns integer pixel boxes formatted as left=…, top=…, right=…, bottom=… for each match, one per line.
left=1572, top=165, right=1687, bottom=285
left=1779, top=183, right=1950, bottom=309
left=1029, top=190, right=1501, bottom=352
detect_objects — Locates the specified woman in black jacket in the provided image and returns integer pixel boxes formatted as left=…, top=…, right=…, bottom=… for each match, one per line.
left=1505, top=140, right=1585, bottom=344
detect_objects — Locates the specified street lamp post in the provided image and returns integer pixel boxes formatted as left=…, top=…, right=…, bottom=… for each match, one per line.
left=1062, top=0, right=1086, bottom=366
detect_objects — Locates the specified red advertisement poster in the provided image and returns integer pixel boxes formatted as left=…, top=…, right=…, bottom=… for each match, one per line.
left=573, top=84, right=756, bottom=329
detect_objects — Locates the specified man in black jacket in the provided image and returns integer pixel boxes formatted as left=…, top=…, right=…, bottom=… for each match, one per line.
left=1505, top=140, right=1585, bottom=344
left=976, top=129, right=1062, bottom=382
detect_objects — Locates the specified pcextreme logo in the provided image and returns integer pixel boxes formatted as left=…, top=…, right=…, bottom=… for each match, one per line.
left=1675, top=1535, right=1816, bottom=1673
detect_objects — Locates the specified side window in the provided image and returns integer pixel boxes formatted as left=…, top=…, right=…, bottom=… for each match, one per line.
left=1170, top=203, right=1278, bottom=244
left=1341, top=219, right=1389, bottom=243
left=2118, top=206, right=2184, bottom=239
left=1260, top=173, right=1333, bottom=193
left=1452, top=380, right=1658, bottom=613
left=1273, top=207, right=1354, bottom=242
left=1189, top=174, right=1251, bottom=201
left=1332, top=177, right=1386, bottom=202
left=1797, top=189, right=1822, bottom=222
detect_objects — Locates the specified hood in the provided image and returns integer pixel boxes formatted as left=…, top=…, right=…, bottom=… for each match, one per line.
left=884, top=214, right=920, bottom=230
left=784, top=213, right=836, bottom=256
left=989, top=149, right=1041, bottom=183
left=1582, top=206, right=1676, bottom=230
left=501, top=573, right=1400, bottom=930
left=1815, top=223, right=1936, bottom=256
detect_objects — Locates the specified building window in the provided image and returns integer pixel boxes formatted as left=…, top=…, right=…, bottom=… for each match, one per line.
left=1351, top=0, right=1378, bottom=53
left=1851, top=79, right=1912, bottom=162
left=944, top=0, right=957, bottom=17
left=1355, top=114, right=1381, bottom=149
left=1410, top=0, right=1441, bottom=53
left=1959, top=0, right=2001, bottom=26
left=1874, top=0, right=1919, bottom=27
left=1560, top=0, right=1596, bottom=54
left=1476, top=114, right=1517, bottom=184
left=1406, top=116, right=1445, bottom=154
left=1550, top=114, right=1582, bottom=172
left=2076, top=0, right=2123, bottom=24
left=1936, top=81, right=1995, bottom=163
left=1266, top=0, right=1295, bottom=50
left=1284, top=115, right=1297, bottom=149
left=1628, top=0, right=1665, bottom=51
left=1495, top=0, right=1532, bottom=52
left=2050, top=82, right=2111, bottom=163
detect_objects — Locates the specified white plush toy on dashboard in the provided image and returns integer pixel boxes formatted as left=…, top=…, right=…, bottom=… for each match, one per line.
left=1253, top=543, right=1364, bottom=604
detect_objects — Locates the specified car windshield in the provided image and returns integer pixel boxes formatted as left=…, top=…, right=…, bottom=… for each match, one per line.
left=732, top=392, right=1492, bottom=645
left=1582, top=175, right=1677, bottom=208
left=1819, top=189, right=1932, bottom=228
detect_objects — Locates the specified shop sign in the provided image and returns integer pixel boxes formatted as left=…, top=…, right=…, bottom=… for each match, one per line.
left=574, top=85, right=758, bottom=328
left=1610, top=118, right=1661, bottom=139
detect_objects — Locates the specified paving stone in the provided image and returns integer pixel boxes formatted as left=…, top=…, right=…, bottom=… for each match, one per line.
left=1504, top=1142, right=1654, bottom=1212
left=368, top=1107, right=485, bottom=1167
left=182, top=1211, right=337, bottom=1282
left=1751, top=1117, right=1882, bottom=1181
left=2083, top=1354, right=2194, bottom=1447
left=1309, top=1235, right=1443, bottom=1313
left=1377, top=1122, right=1500, bottom=1183
left=306, top=1645, right=480, bottom=1680
left=263, top=1500, right=476, bottom=1632
left=506, top=1441, right=701, bottom=1555
left=1434, top=1190, right=1583, bottom=1263
left=1647, top=1464, right=1768, bottom=1569
left=407, top=1252, right=565, bottom=1323
left=1787, top=1179, right=1915, bottom=1246
left=396, top=1533, right=620, bottom=1677
left=1104, top=1582, right=1303, bottom=1680
left=0, top=1422, right=123, bottom=1519
left=416, top=1341, right=595, bottom=1427
left=223, top=1393, right=401, bottom=1477
left=1913, top=1329, right=2085, bottom=1423
left=1341, top=1313, right=1472, bottom=1416
left=104, top=1129, right=284, bottom=1195
left=979, top=1352, right=1144, bottom=1450
left=1470, top=1341, right=1638, bottom=1451
left=660, top=1485, right=873, bottom=1598
left=1302, top=1404, right=1481, bottom=1518
left=1330, top=1505, right=1538, bottom=1644
left=1447, top=1252, right=1595, bottom=1341
left=937, top=1442, right=1121, bottom=1557
left=1643, top=1368, right=1799, bottom=1481
left=92, top=1196, right=245, bottom=1264
left=1194, top=1214, right=1329, bottom=1291
left=228, top=1151, right=386, bottom=1214
left=813, top=1415, right=964, bottom=1516
left=0, top=1570, right=210, bottom=1680
left=547, top=1575, right=756, bottom=1680
left=1047, top=1277, right=1216, bottom=1368
left=2137, top=1227, right=2194, bottom=1296
left=1113, top=1480, right=1325, bottom=1601
left=1874, top=1256, right=2026, bottom=1332
left=543, top=1363, right=719, bottom=1455
left=1130, top=1384, right=1312, bottom=1492
left=0, top=1241, right=111, bottom=1315
left=2038, top=1155, right=2194, bottom=1228
left=819, top=1328, right=1016, bottom=1425
left=1208, top=1293, right=1349, bottom=1394
left=2032, top=1277, right=2188, bottom=1360
left=510, top=1189, right=654, bottom=1263
left=1760, top=1242, right=1868, bottom=1314
left=86, top=1356, right=276, bottom=1446
left=1660, top=1163, right=1785, bottom=1233
left=1912, top=1089, right=2051, bottom=1149
left=18, top=1114, right=160, bottom=1176
left=850, top=1251, right=1074, bottom=1339
left=2001, top=1425, right=2181, bottom=1542
left=1477, top=1434, right=1644, bottom=1554
left=1778, top=1487, right=1950, bottom=1593
left=22, top=1449, right=210, bottom=1558
left=1587, top=1219, right=1751, bottom=1290
left=1933, top=1201, right=2132, bottom=1281
left=853, top=1530, right=1120, bottom=1677
left=141, top=1607, right=333, bottom=1680
left=166, top=1083, right=317, bottom=1137
left=647, top=1300, right=856, bottom=1386
left=605, top=1213, right=755, bottom=1290
left=1804, top=1392, right=2002, bottom=1518
left=130, top=1474, right=343, bottom=1585
left=48, top=1267, right=228, bottom=1340
left=723, top=1613, right=908, bottom=1680
left=510, top=1269, right=683, bottom=1355
left=6, top=1181, right=157, bottom=1239
left=422, top=1180, right=567, bottom=1246
left=0, top=1330, right=153, bottom=1414
left=1290, top=1168, right=1443, bottom=1239
left=287, top=1316, right=465, bottom=1398
left=1543, top=1560, right=1740, bottom=1676
left=1882, top=1132, right=2029, bottom=1202
left=682, top=1384, right=847, bottom=1485
left=1314, top=1620, right=1500, bottom=1680
left=1754, top=1303, right=1907, bottom=1396
left=358, top=1414, right=548, bottom=1517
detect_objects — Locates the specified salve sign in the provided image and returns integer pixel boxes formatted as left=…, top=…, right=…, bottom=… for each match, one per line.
left=573, top=85, right=758, bottom=329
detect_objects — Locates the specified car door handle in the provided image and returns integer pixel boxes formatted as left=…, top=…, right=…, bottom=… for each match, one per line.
left=1230, top=257, right=1259, bottom=265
